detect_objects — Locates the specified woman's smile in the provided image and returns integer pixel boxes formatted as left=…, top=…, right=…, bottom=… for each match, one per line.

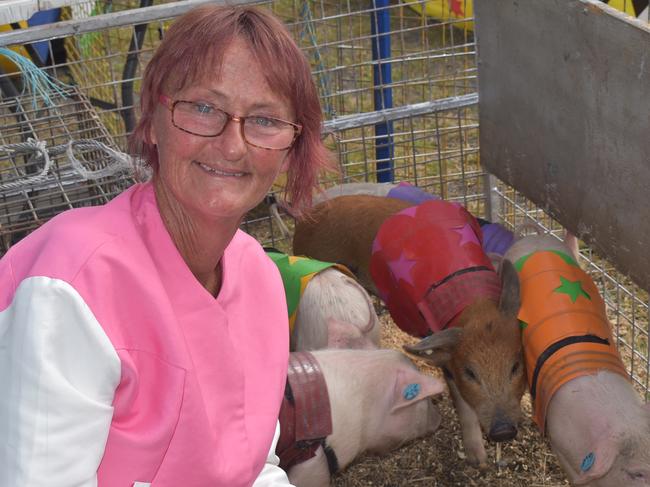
left=195, top=160, right=247, bottom=177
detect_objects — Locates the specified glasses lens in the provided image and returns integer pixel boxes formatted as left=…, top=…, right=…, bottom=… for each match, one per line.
left=244, top=116, right=296, bottom=149
left=173, top=101, right=227, bottom=136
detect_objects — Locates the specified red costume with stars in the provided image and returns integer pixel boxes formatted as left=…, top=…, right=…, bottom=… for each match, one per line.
left=369, top=200, right=501, bottom=337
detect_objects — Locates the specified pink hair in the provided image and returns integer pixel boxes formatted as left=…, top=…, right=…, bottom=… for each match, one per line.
left=129, top=5, right=334, bottom=214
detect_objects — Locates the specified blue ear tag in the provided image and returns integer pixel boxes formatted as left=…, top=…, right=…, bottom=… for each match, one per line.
left=580, top=452, right=595, bottom=472
left=403, top=383, right=420, bottom=400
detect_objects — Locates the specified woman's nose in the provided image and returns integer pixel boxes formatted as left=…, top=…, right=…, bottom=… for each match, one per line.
left=215, top=118, right=247, bottom=161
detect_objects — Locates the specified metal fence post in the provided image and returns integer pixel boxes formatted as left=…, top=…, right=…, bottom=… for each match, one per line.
left=370, top=0, right=394, bottom=182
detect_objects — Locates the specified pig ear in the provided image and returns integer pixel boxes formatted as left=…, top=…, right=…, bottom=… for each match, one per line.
left=403, top=328, right=463, bottom=366
left=563, top=231, right=580, bottom=263
left=326, top=318, right=377, bottom=350
left=326, top=317, right=361, bottom=348
left=498, top=260, right=520, bottom=318
left=390, top=367, right=445, bottom=413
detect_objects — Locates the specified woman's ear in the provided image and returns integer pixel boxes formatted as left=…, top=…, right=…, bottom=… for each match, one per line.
left=148, top=120, right=158, bottom=146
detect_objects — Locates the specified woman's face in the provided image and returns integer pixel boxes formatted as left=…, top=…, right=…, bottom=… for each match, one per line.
left=149, top=38, right=293, bottom=223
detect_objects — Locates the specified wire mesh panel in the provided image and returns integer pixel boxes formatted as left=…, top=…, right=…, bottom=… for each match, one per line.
left=322, top=101, right=481, bottom=201
left=0, top=0, right=482, bottom=248
left=58, top=0, right=176, bottom=140
left=0, top=86, right=134, bottom=253
left=274, top=1, right=477, bottom=117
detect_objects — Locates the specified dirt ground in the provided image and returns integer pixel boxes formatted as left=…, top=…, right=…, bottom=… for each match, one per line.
left=331, top=306, right=570, bottom=487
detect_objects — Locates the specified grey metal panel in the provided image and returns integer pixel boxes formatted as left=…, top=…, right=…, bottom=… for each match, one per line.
left=475, top=0, right=650, bottom=291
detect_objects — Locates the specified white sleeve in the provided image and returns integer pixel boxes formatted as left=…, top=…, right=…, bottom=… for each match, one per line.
left=0, top=276, right=121, bottom=487
left=252, top=421, right=296, bottom=487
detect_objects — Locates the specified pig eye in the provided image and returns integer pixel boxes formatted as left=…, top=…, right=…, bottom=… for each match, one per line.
left=510, top=361, right=521, bottom=377
left=464, top=366, right=479, bottom=383
left=626, top=470, right=647, bottom=481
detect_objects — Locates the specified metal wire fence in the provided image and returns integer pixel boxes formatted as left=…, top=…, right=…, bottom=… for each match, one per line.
left=0, top=0, right=647, bottom=399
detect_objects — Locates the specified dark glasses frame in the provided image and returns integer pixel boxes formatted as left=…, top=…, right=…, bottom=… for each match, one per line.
left=158, top=94, right=302, bottom=151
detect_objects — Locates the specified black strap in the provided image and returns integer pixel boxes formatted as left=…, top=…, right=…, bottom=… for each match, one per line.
left=284, top=379, right=295, bottom=403
left=530, top=334, right=610, bottom=399
left=323, top=441, right=339, bottom=475
left=426, top=265, right=494, bottom=293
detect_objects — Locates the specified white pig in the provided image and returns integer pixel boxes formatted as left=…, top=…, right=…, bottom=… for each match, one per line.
left=285, top=349, right=445, bottom=487
left=503, top=233, right=650, bottom=486
left=293, top=267, right=380, bottom=351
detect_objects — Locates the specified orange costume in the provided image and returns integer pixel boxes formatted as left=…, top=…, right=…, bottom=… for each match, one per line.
left=515, top=250, right=629, bottom=432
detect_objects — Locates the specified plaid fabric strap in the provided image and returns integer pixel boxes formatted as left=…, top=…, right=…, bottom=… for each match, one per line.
left=277, top=352, right=333, bottom=471
left=418, top=268, right=502, bottom=330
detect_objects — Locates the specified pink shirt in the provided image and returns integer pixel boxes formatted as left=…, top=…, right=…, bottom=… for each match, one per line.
left=0, top=182, right=291, bottom=486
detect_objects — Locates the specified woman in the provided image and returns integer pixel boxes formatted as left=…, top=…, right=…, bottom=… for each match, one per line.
left=0, top=5, right=330, bottom=486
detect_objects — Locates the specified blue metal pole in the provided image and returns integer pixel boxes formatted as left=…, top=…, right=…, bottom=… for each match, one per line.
left=370, top=0, right=394, bottom=182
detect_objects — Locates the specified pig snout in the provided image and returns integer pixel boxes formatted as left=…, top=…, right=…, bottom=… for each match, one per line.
left=488, top=413, right=518, bottom=442
left=545, top=372, right=650, bottom=487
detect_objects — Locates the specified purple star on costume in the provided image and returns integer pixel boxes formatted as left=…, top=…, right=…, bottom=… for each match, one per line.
left=400, top=206, right=418, bottom=217
left=453, top=223, right=480, bottom=247
left=388, top=250, right=417, bottom=285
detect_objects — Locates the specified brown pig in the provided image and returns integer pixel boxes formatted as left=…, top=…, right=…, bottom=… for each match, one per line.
left=404, top=270, right=525, bottom=467
left=503, top=233, right=650, bottom=486
left=293, top=195, right=526, bottom=466
left=294, top=195, right=413, bottom=295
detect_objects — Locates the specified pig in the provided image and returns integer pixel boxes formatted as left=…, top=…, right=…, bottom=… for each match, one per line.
left=314, top=182, right=516, bottom=257
left=314, top=181, right=437, bottom=206
left=293, top=267, right=380, bottom=351
left=294, top=195, right=413, bottom=295
left=282, top=349, right=445, bottom=487
left=266, top=250, right=380, bottom=351
left=293, top=195, right=526, bottom=467
left=313, top=181, right=400, bottom=204
left=503, top=232, right=650, bottom=486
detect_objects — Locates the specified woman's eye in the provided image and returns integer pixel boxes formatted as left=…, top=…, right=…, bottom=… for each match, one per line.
left=251, top=116, right=277, bottom=128
left=193, top=103, right=214, bottom=114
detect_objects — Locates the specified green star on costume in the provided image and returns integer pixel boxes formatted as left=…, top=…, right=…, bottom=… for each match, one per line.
left=519, top=319, right=528, bottom=330
left=553, top=276, right=591, bottom=303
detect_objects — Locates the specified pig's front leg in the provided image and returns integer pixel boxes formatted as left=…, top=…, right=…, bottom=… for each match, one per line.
left=287, top=446, right=331, bottom=487
left=447, top=378, right=487, bottom=467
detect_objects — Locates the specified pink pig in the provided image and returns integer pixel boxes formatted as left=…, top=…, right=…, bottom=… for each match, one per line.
left=503, top=233, right=650, bottom=486
left=292, top=267, right=380, bottom=351
left=285, top=349, right=444, bottom=487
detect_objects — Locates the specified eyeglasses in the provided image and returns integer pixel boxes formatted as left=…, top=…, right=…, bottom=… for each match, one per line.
left=158, top=95, right=302, bottom=151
